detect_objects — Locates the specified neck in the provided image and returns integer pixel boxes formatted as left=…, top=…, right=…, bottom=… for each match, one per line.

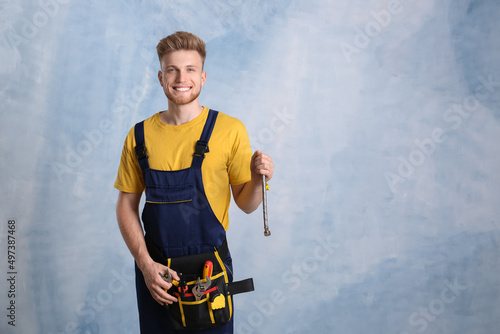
left=160, top=102, right=204, bottom=125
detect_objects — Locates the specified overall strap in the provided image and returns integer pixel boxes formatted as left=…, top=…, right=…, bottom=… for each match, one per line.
left=134, top=121, right=150, bottom=173
left=192, top=109, right=219, bottom=168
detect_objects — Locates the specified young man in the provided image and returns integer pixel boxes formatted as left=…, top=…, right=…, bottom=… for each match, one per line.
left=114, top=31, right=274, bottom=333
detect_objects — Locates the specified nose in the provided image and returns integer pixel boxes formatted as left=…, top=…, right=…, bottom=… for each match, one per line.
left=176, top=69, right=186, bottom=82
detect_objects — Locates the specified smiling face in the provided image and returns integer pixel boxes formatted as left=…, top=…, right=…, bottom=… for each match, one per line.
left=158, top=50, right=206, bottom=107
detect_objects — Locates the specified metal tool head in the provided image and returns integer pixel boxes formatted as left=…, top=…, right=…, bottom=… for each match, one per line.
left=193, top=277, right=212, bottom=301
left=159, top=270, right=173, bottom=283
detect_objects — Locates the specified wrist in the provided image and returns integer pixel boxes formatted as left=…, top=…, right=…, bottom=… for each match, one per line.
left=135, top=251, right=154, bottom=272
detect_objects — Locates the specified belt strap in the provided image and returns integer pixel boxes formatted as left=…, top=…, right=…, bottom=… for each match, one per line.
left=144, top=234, right=166, bottom=265
left=145, top=235, right=254, bottom=295
left=227, top=278, right=254, bottom=295
left=144, top=235, right=229, bottom=266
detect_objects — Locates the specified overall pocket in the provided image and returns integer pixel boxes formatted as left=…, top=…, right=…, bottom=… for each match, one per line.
left=146, top=184, right=194, bottom=204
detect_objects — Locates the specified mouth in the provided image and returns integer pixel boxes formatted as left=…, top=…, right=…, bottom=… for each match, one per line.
left=174, top=86, right=191, bottom=92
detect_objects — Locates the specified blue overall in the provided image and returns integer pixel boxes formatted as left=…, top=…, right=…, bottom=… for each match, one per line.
left=134, top=110, right=234, bottom=333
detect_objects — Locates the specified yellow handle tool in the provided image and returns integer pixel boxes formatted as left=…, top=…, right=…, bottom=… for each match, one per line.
left=203, top=261, right=213, bottom=279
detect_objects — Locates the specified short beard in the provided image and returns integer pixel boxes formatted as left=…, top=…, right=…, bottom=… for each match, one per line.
left=166, top=89, right=201, bottom=106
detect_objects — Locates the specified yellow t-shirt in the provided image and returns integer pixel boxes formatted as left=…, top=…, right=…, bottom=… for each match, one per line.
left=114, top=107, right=252, bottom=230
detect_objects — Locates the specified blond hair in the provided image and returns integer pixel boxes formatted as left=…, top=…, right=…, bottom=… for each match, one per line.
left=156, top=31, right=206, bottom=67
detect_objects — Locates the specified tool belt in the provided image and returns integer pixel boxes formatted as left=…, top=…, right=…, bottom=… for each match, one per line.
left=145, top=236, right=254, bottom=330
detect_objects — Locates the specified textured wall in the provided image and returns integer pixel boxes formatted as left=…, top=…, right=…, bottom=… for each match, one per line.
left=1, top=1, right=499, bottom=333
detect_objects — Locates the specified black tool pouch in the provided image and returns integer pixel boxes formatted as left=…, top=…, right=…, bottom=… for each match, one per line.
left=145, top=236, right=254, bottom=330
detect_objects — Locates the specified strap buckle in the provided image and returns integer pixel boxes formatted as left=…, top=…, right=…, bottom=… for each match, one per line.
left=135, top=144, right=148, bottom=160
left=194, top=140, right=209, bottom=157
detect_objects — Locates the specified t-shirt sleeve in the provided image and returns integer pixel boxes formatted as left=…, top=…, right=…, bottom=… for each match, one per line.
left=227, top=119, right=253, bottom=186
left=114, top=127, right=145, bottom=193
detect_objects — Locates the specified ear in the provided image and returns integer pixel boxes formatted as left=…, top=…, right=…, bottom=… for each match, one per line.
left=158, top=70, right=163, bottom=86
left=201, top=71, right=207, bottom=87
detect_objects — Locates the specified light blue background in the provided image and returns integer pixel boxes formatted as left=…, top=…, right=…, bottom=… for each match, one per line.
left=1, top=1, right=500, bottom=333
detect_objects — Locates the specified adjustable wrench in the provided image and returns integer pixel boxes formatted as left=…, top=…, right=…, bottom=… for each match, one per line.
left=192, top=277, right=212, bottom=301
left=159, top=270, right=173, bottom=283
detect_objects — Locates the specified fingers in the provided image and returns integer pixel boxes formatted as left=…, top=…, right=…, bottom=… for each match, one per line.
left=168, top=267, right=180, bottom=282
left=252, top=150, right=274, bottom=181
left=151, top=282, right=178, bottom=305
left=144, top=263, right=178, bottom=305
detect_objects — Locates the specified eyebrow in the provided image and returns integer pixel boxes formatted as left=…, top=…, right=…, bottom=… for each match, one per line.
left=165, top=64, right=200, bottom=69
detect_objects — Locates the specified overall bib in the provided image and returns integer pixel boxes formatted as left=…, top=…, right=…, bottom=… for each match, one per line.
left=134, top=110, right=234, bottom=333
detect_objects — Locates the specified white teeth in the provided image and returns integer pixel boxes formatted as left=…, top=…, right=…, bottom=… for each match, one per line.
left=175, top=87, right=190, bottom=91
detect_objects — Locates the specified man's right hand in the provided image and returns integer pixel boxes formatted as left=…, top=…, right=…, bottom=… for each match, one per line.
left=141, top=260, right=180, bottom=305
